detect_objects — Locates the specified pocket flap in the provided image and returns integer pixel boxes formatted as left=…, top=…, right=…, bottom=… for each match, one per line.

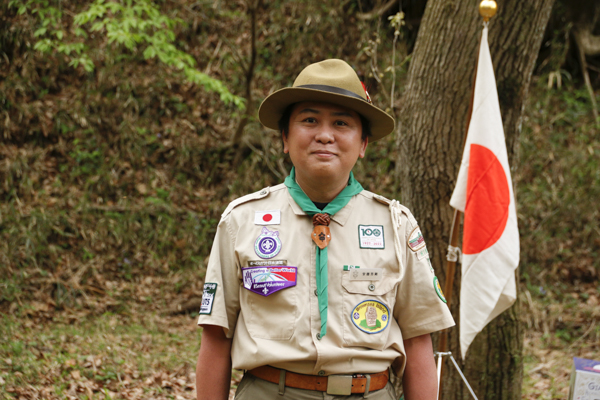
left=342, top=270, right=399, bottom=295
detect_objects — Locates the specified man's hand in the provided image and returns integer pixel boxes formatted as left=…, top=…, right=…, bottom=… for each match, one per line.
left=402, top=333, right=438, bottom=400
left=196, top=325, right=233, bottom=400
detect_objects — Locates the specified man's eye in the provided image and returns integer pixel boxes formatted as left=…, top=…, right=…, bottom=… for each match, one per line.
left=303, top=117, right=316, bottom=123
left=335, top=120, right=348, bottom=126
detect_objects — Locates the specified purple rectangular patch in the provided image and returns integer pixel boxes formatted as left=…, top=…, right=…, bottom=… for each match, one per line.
left=241, top=266, right=297, bottom=297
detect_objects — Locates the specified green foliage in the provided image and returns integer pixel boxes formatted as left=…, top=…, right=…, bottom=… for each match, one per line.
left=10, top=0, right=94, bottom=71
left=10, top=0, right=244, bottom=108
left=518, top=76, right=600, bottom=282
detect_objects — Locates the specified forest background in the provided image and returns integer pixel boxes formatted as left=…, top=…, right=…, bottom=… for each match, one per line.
left=0, top=0, right=599, bottom=399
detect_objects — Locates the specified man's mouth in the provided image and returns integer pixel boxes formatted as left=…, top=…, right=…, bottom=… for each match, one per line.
left=312, top=150, right=336, bottom=157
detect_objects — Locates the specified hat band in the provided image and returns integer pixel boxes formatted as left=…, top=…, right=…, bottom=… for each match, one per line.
left=297, top=84, right=367, bottom=103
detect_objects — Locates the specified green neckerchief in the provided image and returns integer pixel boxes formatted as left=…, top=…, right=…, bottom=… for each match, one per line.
left=284, top=167, right=364, bottom=338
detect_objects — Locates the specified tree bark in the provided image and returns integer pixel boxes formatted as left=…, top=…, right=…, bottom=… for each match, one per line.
left=397, top=0, right=555, bottom=399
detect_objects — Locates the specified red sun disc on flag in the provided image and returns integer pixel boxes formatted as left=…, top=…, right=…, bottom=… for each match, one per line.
left=262, top=214, right=272, bottom=222
left=463, top=144, right=510, bottom=255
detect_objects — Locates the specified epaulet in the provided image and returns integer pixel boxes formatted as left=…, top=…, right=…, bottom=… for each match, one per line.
left=373, top=194, right=418, bottom=226
left=373, top=193, right=392, bottom=206
left=221, top=187, right=271, bottom=218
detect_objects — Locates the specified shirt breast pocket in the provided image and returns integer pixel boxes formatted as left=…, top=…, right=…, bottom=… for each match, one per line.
left=341, top=272, right=399, bottom=350
left=244, top=286, right=298, bottom=340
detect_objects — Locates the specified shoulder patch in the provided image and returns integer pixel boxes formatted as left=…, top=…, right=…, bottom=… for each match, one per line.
left=199, top=283, right=218, bottom=314
left=408, top=226, right=426, bottom=252
left=221, top=187, right=270, bottom=219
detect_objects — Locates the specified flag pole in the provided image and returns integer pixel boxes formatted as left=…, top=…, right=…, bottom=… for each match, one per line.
left=436, top=1, right=497, bottom=399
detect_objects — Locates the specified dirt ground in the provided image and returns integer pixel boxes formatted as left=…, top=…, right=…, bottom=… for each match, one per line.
left=2, top=283, right=599, bottom=400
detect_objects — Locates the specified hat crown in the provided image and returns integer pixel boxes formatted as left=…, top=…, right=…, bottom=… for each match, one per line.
left=258, top=58, right=395, bottom=141
left=293, top=59, right=367, bottom=102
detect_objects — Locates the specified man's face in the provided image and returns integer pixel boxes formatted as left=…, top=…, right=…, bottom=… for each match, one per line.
left=283, top=101, right=367, bottom=186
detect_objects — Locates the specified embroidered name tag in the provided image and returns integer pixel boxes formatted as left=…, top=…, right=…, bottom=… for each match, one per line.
left=358, top=225, right=385, bottom=249
left=349, top=268, right=383, bottom=281
left=248, top=259, right=288, bottom=266
left=254, top=210, right=281, bottom=225
left=199, top=283, right=217, bottom=315
left=242, top=266, right=297, bottom=296
left=351, top=300, right=390, bottom=334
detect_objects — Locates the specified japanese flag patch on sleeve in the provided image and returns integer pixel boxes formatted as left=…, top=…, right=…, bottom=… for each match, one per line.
left=199, top=283, right=217, bottom=315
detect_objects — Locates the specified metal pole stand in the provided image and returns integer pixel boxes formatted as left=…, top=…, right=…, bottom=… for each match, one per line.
left=435, top=351, right=478, bottom=400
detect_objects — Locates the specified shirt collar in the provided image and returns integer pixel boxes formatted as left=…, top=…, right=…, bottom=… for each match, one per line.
left=286, top=190, right=355, bottom=227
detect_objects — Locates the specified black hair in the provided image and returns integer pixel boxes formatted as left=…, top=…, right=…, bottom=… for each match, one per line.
left=278, top=103, right=372, bottom=141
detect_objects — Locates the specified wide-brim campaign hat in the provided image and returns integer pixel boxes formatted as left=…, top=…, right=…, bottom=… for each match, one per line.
left=258, top=59, right=395, bottom=142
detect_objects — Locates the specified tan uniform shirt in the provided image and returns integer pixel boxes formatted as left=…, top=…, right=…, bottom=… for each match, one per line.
left=198, top=183, right=454, bottom=376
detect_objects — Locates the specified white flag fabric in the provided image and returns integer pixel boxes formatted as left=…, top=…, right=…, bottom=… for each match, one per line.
left=449, top=26, right=520, bottom=359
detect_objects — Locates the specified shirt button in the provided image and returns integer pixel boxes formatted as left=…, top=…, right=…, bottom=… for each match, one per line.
left=260, top=189, right=267, bottom=195
left=318, top=370, right=325, bottom=376
left=316, top=333, right=322, bottom=340
left=314, top=289, right=318, bottom=296
left=368, top=284, right=376, bottom=291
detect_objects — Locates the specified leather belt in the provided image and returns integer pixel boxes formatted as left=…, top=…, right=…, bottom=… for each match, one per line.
left=247, top=365, right=389, bottom=395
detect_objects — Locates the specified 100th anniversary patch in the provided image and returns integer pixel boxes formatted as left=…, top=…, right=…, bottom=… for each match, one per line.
left=358, top=225, right=385, bottom=249
left=351, top=300, right=390, bottom=334
left=199, top=283, right=218, bottom=315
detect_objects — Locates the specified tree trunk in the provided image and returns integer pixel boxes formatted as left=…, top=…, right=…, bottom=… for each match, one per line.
left=397, top=0, right=555, bottom=399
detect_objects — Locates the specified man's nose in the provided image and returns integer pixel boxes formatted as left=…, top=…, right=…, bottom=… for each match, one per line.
left=315, top=125, right=335, bottom=143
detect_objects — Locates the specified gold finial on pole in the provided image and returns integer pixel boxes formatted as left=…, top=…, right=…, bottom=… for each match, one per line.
left=479, top=0, right=497, bottom=22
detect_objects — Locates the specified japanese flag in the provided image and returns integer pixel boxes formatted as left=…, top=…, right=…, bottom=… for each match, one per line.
left=449, top=26, right=520, bottom=359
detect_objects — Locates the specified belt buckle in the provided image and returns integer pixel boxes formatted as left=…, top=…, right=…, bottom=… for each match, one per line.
left=326, top=374, right=353, bottom=395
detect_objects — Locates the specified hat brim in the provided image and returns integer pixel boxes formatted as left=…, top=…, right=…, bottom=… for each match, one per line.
left=258, top=87, right=395, bottom=142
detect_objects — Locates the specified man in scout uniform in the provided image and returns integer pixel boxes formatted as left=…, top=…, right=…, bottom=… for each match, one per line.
left=196, top=59, right=455, bottom=400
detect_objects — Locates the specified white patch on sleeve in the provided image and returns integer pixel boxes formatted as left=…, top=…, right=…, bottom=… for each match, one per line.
left=199, top=283, right=218, bottom=315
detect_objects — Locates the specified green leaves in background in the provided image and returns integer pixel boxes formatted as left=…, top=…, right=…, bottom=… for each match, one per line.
left=11, top=0, right=244, bottom=109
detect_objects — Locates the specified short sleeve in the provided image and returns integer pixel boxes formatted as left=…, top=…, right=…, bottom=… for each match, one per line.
left=197, top=214, right=241, bottom=339
left=394, top=216, right=455, bottom=339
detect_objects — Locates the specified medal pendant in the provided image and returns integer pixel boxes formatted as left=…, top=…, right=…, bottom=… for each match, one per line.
left=312, top=225, right=331, bottom=249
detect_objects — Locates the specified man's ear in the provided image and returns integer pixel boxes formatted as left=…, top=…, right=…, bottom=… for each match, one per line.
left=359, top=137, right=368, bottom=159
left=282, top=131, right=289, bottom=154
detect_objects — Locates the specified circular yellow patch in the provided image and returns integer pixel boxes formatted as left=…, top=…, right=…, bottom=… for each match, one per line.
left=351, top=300, right=390, bottom=334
